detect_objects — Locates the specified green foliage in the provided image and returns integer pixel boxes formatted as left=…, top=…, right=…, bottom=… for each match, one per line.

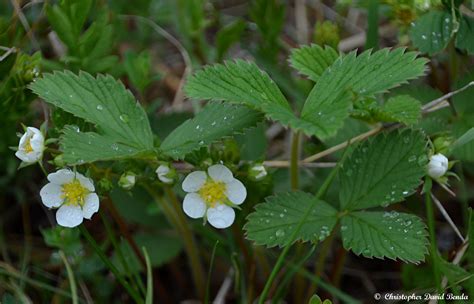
left=352, top=95, right=422, bottom=125
left=46, top=0, right=117, bottom=72
left=29, top=71, right=154, bottom=164
left=300, top=48, right=427, bottom=139
left=41, top=226, right=82, bottom=256
left=339, top=130, right=427, bottom=210
left=341, top=211, right=428, bottom=263
left=185, top=60, right=297, bottom=129
left=160, top=103, right=263, bottom=159
left=456, top=16, right=474, bottom=54
left=289, top=44, right=339, bottom=81
left=250, top=0, right=285, bottom=62
left=313, top=21, right=340, bottom=50
left=215, top=20, right=246, bottom=61
left=114, top=233, right=182, bottom=273
left=409, top=10, right=453, bottom=55
left=309, top=294, right=333, bottom=304
left=124, top=50, right=153, bottom=94
left=244, top=191, right=338, bottom=247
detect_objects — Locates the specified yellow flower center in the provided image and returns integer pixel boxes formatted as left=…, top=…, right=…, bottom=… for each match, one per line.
left=198, top=180, right=227, bottom=207
left=24, top=137, right=34, bottom=153
left=61, top=179, right=89, bottom=206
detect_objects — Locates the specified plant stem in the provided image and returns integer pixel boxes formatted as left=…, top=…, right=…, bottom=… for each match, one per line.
left=144, top=184, right=206, bottom=299
left=59, top=251, right=78, bottom=304
left=79, top=226, right=143, bottom=304
left=290, top=131, right=301, bottom=190
left=425, top=182, right=442, bottom=294
left=205, top=241, right=219, bottom=304
left=164, top=187, right=206, bottom=299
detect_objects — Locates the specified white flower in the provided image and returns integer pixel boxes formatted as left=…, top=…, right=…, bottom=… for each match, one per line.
left=182, top=164, right=247, bottom=229
left=40, top=169, right=99, bottom=228
left=249, top=163, right=267, bottom=181
left=119, top=172, right=136, bottom=190
left=156, top=164, right=175, bottom=184
left=15, top=127, right=45, bottom=163
left=427, top=153, right=449, bottom=178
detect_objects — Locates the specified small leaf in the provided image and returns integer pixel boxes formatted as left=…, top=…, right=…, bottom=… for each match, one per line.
left=29, top=71, right=154, bottom=163
left=289, top=44, right=339, bottom=81
left=300, top=48, right=427, bottom=139
left=215, top=20, right=246, bottom=61
left=378, top=95, right=422, bottom=125
left=341, top=211, right=428, bottom=263
left=339, top=129, right=427, bottom=211
left=160, top=103, right=262, bottom=159
left=244, top=191, right=338, bottom=247
left=409, top=11, right=453, bottom=55
left=455, top=16, right=474, bottom=54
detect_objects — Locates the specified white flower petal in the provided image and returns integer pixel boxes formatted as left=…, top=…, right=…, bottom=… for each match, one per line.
left=182, top=171, right=207, bottom=192
left=47, top=169, right=75, bottom=185
left=56, top=205, right=84, bottom=228
left=76, top=173, right=95, bottom=191
left=207, top=164, right=233, bottom=183
left=39, top=183, right=63, bottom=208
left=30, top=131, right=44, bottom=151
left=82, top=193, right=100, bottom=219
left=428, top=153, right=449, bottom=178
left=207, top=204, right=235, bottom=229
left=156, top=165, right=173, bottom=184
left=225, top=179, right=247, bottom=205
left=15, top=150, right=37, bottom=163
left=182, top=193, right=206, bottom=219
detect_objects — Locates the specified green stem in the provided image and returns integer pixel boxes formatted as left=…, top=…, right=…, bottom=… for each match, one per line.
left=204, top=241, right=219, bottom=304
left=79, top=226, right=143, bottom=304
left=165, top=187, right=206, bottom=299
left=425, top=181, right=442, bottom=294
left=290, top=131, right=301, bottom=190
left=59, top=251, right=78, bottom=304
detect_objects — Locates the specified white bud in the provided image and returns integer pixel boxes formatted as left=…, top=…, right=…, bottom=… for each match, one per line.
left=427, top=153, right=448, bottom=178
left=249, top=163, right=267, bottom=181
left=119, top=172, right=136, bottom=190
left=156, top=164, right=175, bottom=184
left=15, top=127, right=45, bottom=163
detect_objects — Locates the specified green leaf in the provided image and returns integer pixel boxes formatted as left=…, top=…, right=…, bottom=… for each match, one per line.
left=455, top=16, right=474, bottom=54
left=29, top=71, right=154, bottom=163
left=161, top=102, right=262, bottom=159
left=215, top=20, right=246, bottom=61
left=451, top=127, right=474, bottom=153
left=377, top=95, right=422, bottom=125
left=341, top=211, right=428, bottom=263
left=339, top=130, right=427, bottom=211
left=289, top=44, right=339, bottom=81
left=409, top=10, right=453, bottom=55
left=300, top=48, right=427, bottom=139
left=184, top=60, right=301, bottom=130
left=124, top=50, right=152, bottom=93
left=244, top=191, right=338, bottom=247
left=60, top=126, right=148, bottom=164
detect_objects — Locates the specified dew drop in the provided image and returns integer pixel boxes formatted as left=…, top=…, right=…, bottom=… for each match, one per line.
left=119, top=114, right=129, bottom=123
left=111, top=143, right=119, bottom=151
left=275, top=229, right=285, bottom=238
left=408, top=155, right=417, bottom=163
left=421, top=34, right=427, bottom=40
left=96, top=105, right=104, bottom=111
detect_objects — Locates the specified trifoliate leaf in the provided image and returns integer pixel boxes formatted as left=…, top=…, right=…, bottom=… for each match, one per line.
left=377, top=95, right=422, bottom=125
left=300, top=48, right=427, bottom=139
left=184, top=60, right=299, bottom=130
left=339, top=129, right=427, bottom=211
left=29, top=71, right=154, bottom=164
left=289, top=44, right=339, bottom=81
left=455, top=16, right=474, bottom=54
left=409, top=10, right=453, bottom=55
left=244, top=191, right=338, bottom=247
left=341, top=211, right=428, bottom=263
left=160, top=103, right=262, bottom=159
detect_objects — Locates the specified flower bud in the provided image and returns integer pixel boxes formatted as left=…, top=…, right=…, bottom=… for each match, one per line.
left=15, top=127, right=45, bottom=164
left=248, top=163, right=267, bottom=181
left=119, top=172, right=136, bottom=190
left=427, top=153, right=448, bottom=178
left=433, top=136, right=452, bottom=155
left=156, top=164, right=176, bottom=184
